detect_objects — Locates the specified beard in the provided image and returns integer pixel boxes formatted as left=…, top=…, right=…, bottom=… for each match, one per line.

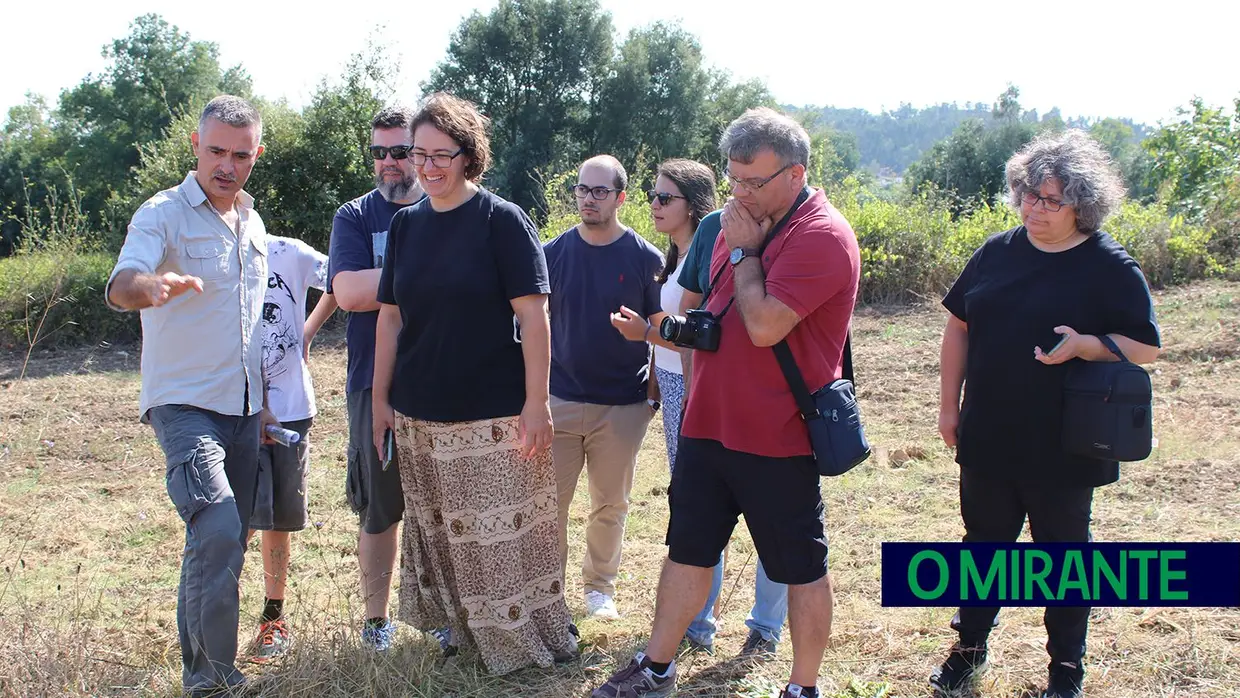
left=375, top=170, right=420, bottom=202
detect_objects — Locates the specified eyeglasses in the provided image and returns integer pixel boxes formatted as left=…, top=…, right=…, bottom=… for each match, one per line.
left=725, top=163, right=793, bottom=192
left=1021, top=191, right=1067, bottom=212
left=646, top=190, right=687, bottom=206
left=570, top=183, right=622, bottom=200
left=368, top=144, right=413, bottom=161
left=411, top=149, right=464, bottom=168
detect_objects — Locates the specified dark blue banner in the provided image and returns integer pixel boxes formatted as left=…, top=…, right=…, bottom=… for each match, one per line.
left=881, top=543, right=1240, bottom=607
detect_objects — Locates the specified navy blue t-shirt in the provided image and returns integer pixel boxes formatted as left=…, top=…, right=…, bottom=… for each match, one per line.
left=327, top=189, right=416, bottom=394
left=377, top=188, right=550, bottom=422
left=942, top=226, right=1161, bottom=486
left=544, top=226, right=665, bottom=405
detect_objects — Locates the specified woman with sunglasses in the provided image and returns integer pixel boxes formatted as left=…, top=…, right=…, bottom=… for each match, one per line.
left=611, top=158, right=722, bottom=651
left=371, top=92, right=577, bottom=674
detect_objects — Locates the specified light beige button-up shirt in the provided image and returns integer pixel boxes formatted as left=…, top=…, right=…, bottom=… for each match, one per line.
left=106, top=172, right=269, bottom=420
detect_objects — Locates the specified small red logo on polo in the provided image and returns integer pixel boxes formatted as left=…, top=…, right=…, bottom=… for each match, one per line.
left=619, top=273, right=624, bottom=283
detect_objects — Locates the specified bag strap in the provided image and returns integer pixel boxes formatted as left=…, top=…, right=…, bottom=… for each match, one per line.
left=1098, top=334, right=1128, bottom=362
left=774, top=332, right=856, bottom=423
left=773, top=339, right=820, bottom=421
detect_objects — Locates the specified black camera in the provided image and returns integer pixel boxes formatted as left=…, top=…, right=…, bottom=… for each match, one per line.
left=659, top=308, right=721, bottom=352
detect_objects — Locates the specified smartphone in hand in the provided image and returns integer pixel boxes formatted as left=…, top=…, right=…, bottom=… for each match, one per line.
left=381, top=429, right=395, bottom=471
left=1044, top=334, right=1070, bottom=356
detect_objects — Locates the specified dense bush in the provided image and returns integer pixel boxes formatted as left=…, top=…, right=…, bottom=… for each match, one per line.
left=0, top=250, right=137, bottom=350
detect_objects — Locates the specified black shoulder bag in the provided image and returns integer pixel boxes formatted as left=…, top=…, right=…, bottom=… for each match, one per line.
left=758, top=189, right=872, bottom=477
left=1061, top=335, right=1153, bottom=462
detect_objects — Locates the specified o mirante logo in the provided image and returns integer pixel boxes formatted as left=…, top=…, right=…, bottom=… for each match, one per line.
left=881, top=543, right=1240, bottom=607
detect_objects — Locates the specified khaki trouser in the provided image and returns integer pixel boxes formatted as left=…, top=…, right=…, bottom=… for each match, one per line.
left=552, top=396, right=654, bottom=597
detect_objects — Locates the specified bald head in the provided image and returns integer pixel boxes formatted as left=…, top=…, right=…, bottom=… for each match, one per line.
left=581, top=154, right=628, bottom=191
left=575, top=154, right=628, bottom=230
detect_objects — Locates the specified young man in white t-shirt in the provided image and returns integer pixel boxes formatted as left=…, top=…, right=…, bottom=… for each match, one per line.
left=245, top=235, right=337, bottom=663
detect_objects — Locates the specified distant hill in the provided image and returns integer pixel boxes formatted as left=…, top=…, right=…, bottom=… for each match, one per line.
left=785, top=102, right=1153, bottom=174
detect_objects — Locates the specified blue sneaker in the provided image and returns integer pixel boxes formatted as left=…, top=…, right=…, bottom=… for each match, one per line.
left=361, top=618, right=396, bottom=652
left=431, top=627, right=456, bottom=657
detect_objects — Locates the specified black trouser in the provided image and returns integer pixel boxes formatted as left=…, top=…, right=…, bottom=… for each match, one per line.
left=951, top=466, right=1095, bottom=663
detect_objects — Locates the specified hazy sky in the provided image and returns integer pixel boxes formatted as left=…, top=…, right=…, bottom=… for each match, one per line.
left=2, top=0, right=1236, bottom=126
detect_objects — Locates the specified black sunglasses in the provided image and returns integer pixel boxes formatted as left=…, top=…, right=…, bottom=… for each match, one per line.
left=646, top=190, right=687, bottom=206
left=368, top=144, right=413, bottom=161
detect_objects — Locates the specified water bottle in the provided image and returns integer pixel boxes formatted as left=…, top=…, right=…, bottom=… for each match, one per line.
left=265, top=425, right=301, bottom=447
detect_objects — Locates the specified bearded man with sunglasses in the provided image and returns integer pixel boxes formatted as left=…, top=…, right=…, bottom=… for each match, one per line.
left=545, top=154, right=665, bottom=621
left=326, top=105, right=425, bottom=651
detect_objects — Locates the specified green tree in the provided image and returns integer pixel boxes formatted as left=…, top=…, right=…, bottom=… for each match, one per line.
left=122, top=45, right=391, bottom=254
left=692, top=74, right=774, bottom=168
left=55, top=13, right=251, bottom=223
left=1090, top=117, right=1155, bottom=202
left=804, top=125, right=861, bottom=189
left=906, top=88, right=1039, bottom=214
left=250, top=46, right=389, bottom=251
left=1, top=94, right=66, bottom=252
left=1144, top=97, right=1240, bottom=224
left=586, top=22, right=712, bottom=169
left=422, top=0, right=614, bottom=216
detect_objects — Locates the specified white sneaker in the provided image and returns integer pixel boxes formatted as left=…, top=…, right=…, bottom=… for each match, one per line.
left=585, top=590, right=620, bottom=619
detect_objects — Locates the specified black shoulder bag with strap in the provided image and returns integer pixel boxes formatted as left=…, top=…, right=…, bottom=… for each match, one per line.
left=1061, top=335, right=1153, bottom=462
left=758, top=188, right=871, bottom=477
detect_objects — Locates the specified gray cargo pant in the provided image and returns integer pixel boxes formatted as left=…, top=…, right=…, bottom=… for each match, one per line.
left=148, top=405, right=260, bottom=696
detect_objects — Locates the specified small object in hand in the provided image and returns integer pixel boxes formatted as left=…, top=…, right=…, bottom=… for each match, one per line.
left=1045, top=333, right=1071, bottom=356
left=381, top=429, right=395, bottom=471
left=265, top=425, right=301, bottom=447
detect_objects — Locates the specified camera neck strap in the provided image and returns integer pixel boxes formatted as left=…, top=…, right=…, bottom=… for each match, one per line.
left=701, top=186, right=813, bottom=318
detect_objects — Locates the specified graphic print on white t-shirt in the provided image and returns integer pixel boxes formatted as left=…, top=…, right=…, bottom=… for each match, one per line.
left=262, top=236, right=328, bottom=422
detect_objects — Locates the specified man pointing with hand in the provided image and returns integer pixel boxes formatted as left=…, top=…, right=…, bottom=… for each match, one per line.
left=105, top=95, right=277, bottom=697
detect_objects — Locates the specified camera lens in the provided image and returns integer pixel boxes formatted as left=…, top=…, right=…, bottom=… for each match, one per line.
left=659, top=315, right=682, bottom=343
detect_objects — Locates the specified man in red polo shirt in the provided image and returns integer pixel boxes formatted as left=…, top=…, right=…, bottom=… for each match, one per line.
left=592, top=107, right=861, bottom=698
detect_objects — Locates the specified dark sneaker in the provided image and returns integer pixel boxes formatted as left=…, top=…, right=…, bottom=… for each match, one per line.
left=430, top=627, right=457, bottom=657
left=929, top=642, right=989, bottom=695
left=1043, top=660, right=1084, bottom=698
left=678, top=635, right=714, bottom=656
left=779, top=685, right=819, bottom=698
left=679, top=634, right=719, bottom=659
left=247, top=618, right=292, bottom=664
left=738, top=629, right=778, bottom=660
left=360, top=618, right=396, bottom=652
left=591, top=652, right=676, bottom=697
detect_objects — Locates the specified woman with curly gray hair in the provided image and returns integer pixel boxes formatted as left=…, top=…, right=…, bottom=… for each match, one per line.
left=930, top=129, right=1162, bottom=698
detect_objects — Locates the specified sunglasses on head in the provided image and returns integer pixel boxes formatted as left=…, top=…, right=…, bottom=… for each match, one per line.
left=646, top=190, right=687, bottom=206
left=368, top=144, right=413, bottom=161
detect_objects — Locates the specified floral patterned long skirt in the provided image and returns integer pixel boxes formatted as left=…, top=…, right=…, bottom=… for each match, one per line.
left=393, top=412, right=577, bottom=675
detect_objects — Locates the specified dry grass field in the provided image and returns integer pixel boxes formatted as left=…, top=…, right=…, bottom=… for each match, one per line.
left=1, top=280, right=1238, bottom=697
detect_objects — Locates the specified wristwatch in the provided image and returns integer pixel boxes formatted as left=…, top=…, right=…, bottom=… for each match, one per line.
left=729, top=247, right=759, bottom=266
left=647, top=398, right=661, bottom=413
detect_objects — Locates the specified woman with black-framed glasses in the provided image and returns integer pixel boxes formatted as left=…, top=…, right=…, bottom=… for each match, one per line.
left=931, top=129, right=1161, bottom=698
left=371, top=91, right=577, bottom=675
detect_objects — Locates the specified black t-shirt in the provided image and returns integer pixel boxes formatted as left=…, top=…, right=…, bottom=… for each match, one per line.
left=942, top=226, right=1161, bottom=486
left=377, top=188, right=550, bottom=422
